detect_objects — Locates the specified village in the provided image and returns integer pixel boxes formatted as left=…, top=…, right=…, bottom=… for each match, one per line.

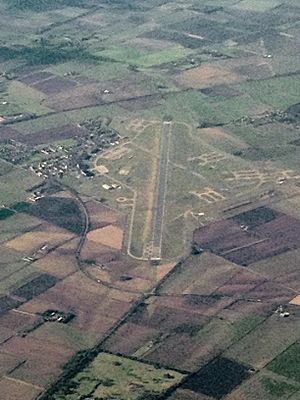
left=0, top=116, right=122, bottom=183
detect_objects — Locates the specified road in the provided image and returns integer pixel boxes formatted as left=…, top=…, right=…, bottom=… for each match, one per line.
left=150, top=121, right=172, bottom=260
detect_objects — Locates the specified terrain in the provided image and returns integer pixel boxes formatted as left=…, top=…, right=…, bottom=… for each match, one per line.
left=0, top=0, right=300, bottom=399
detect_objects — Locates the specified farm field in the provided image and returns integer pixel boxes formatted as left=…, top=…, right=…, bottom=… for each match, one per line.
left=0, top=0, right=300, bottom=399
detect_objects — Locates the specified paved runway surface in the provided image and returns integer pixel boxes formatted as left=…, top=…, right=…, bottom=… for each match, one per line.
left=150, top=121, right=171, bottom=260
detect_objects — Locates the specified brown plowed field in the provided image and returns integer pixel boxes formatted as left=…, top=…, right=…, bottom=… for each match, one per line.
left=200, top=85, right=242, bottom=98
left=253, top=214, right=300, bottom=247
left=0, top=335, right=74, bottom=387
left=0, top=377, right=41, bottom=400
left=0, top=310, right=38, bottom=331
left=193, top=207, right=300, bottom=266
left=85, top=200, right=119, bottom=229
left=0, top=126, right=24, bottom=142
left=18, top=71, right=54, bottom=85
left=170, top=388, right=214, bottom=400
left=130, top=304, right=209, bottom=332
left=154, top=295, right=234, bottom=318
left=244, top=281, right=295, bottom=304
left=32, top=76, right=77, bottom=95
left=12, top=274, right=58, bottom=301
left=104, top=322, right=159, bottom=355
left=0, top=352, right=22, bottom=376
left=119, top=95, right=161, bottom=111
left=158, top=253, right=238, bottom=296
left=18, top=273, right=131, bottom=342
left=144, top=333, right=199, bottom=370
left=226, top=299, right=273, bottom=317
left=274, top=269, right=300, bottom=292
left=33, top=249, right=78, bottom=279
left=0, top=296, right=22, bottom=317
left=81, top=239, right=120, bottom=263
left=22, top=124, right=85, bottom=145
left=216, top=270, right=266, bottom=297
left=46, top=75, right=154, bottom=111
left=4, top=223, right=75, bottom=253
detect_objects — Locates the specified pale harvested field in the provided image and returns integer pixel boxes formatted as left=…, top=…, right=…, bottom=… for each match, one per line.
left=108, top=288, right=140, bottom=303
left=290, top=295, right=300, bottom=306
left=0, top=326, right=14, bottom=343
left=101, top=145, right=131, bottom=160
left=87, top=225, right=124, bottom=250
left=90, top=211, right=119, bottom=226
left=178, top=64, right=244, bottom=88
left=155, top=262, right=177, bottom=281
left=81, top=239, right=120, bottom=262
left=0, top=310, right=38, bottom=331
left=115, top=276, right=153, bottom=292
left=85, top=200, right=119, bottom=229
left=158, top=253, right=240, bottom=296
left=0, top=377, right=42, bottom=400
left=0, top=352, right=21, bottom=376
left=88, top=266, right=112, bottom=283
left=31, top=314, right=115, bottom=349
left=33, top=238, right=79, bottom=278
left=4, top=224, right=75, bottom=253
left=95, top=164, right=109, bottom=175
left=34, top=253, right=77, bottom=278
left=170, top=388, right=214, bottom=399
left=199, top=127, right=248, bottom=148
left=0, top=335, right=74, bottom=387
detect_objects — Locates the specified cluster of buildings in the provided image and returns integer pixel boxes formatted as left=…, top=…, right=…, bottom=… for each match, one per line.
left=102, top=183, right=122, bottom=191
left=28, top=145, right=71, bottom=179
left=22, top=244, right=49, bottom=262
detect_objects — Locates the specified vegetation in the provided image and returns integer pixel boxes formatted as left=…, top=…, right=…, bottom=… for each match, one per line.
left=0, top=1, right=300, bottom=400
left=267, top=342, right=300, bottom=383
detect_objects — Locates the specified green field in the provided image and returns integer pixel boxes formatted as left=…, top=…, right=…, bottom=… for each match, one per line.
left=0, top=0, right=300, bottom=399
left=53, top=352, right=184, bottom=400
left=268, top=342, right=300, bottom=383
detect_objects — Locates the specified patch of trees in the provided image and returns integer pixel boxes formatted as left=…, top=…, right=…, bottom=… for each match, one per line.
left=38, top=349, right=100, bottom=400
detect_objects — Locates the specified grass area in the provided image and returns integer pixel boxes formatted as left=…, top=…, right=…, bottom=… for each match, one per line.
left=238, top=75, right=300, bottom=109
left=230, top=0, right=283, bottom=12
left=95, top=45, right=192, bottom=68
left=0, top=260, right=38, bottom=293
left=226, top=315, right=300, bottom=369
left=61, top=173, right=133, bottom=212
left=267, top=342, right=300, bottom=383
left=262, top=377, right=298, bottom=398
left=161, top=90, right=271, bottom=127
left=46, top=60, right=130, bottom=81
left=0, top=212, right=41, bottom=243
left=169, top=122, right=206, bottom=166
left=229, top=371, right=299, bottom=400
left=128, top=148, right=158, bottom=257
left=1, top=0, right=300, bottom=397
left=7, top=81, right=51, bottom=115
left=53, top=352, right=184, bottom=400
left=231, top=315, right=265, bottom=342
left=0, top=208, right=15, bottom=220
left=0, top=168, right=42, bottom=206
left=0, top=159, right=14, bottom=176
left=163, top=215, right=188, bottom=259
left=26, top=197, right=85, bottom=234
